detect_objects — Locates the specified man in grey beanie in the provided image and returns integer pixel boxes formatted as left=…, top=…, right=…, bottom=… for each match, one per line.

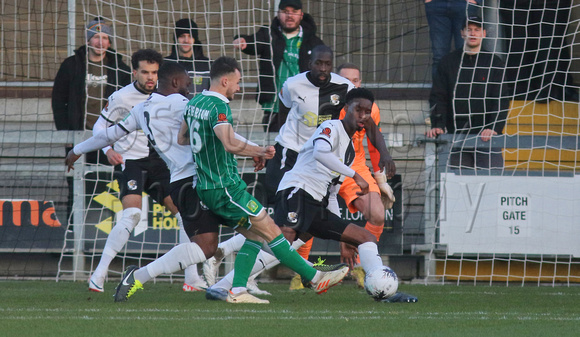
left=52, top=17, right=131, bottom=135
left=52, top=17, right=131, bottom=221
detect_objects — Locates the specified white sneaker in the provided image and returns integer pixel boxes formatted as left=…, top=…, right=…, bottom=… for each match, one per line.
left=312, top=266, right=349, bottom=294
left=247, top=276, right=271, bottom=296
left=226, top=290, right=269, bottom=304
left=183, top=277, right=208, bottom=292
left=203, top=248, right=224, bottom=286
left=88, top=274, right=105, bottom=293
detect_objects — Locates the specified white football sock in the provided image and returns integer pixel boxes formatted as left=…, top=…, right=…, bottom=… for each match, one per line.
left=92, top=207, right=141, bottom=278
left=134, top=242, right=206, bottom=284
left=218, top=234, right=246, bottom=256
left=358, top=242, right=383, bottom=273
left=176, top=213, right=202, bottom=284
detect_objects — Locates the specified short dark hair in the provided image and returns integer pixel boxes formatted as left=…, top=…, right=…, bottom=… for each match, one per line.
left=311, top=45, right=333, bottom=60
left=131, top=48, right=164, bottom=70
left=345, top=87, right=374, bottom=105
left=337, top=63, right=360, bottom=74
left=210, top=56, right=240, bottom=81
left=158, top=62, right=187, bottom=84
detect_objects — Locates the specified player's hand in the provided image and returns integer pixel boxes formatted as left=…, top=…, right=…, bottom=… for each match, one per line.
left=374, top=170, right=396, bottom=209
left=377, top=154, right=396, bottom=179
left=353, top=172, right=369, bottom=196
left=106, top=149, right=124, bottom=166
left=232, top=37, right=247, bottom=50
left=253, top=156, right=267, bottom=172
left=263, top=145, right=275, bottom=160
left=480, top=128, right=497, bottom=142
left=340, top=242, right=358, bottom=270
left=425, top=127, right=445, bottom=139
left=65, top=150, right=81, bottom=172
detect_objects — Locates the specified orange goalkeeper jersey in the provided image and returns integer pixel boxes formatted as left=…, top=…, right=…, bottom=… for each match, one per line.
left=339, top=102, right=381, bottom=171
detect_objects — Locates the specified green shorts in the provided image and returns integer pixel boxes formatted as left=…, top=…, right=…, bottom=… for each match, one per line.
left=197, top=180, right=263, bottom=229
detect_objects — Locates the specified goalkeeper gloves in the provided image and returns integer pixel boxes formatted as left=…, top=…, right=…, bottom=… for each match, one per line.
left=374, top=171, right=395, bottom=210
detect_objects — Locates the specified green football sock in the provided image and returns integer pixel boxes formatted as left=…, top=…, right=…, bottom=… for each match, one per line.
left=268, top=234, right=316, bottom=281
left=232, top=239, right=262, bottom=288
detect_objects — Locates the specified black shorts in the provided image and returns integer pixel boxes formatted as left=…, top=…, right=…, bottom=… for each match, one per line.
left=273, top=187, right=349, bottom=242
left=170, top=176, right=221, bottom=238
left=117, top=155, right=171, bottom=202
left=265, top=143, right=299, bottom=203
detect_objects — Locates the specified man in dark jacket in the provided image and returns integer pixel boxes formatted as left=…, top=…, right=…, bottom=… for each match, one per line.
left=52, top=18, right=131, bottom=132
left=52, top=17, right=131, bottom=165
left=165, top=18, right=211, bottom=98
left=233, top=0, right=324, bottom=132
left=426, top=16, right=509, bottom=169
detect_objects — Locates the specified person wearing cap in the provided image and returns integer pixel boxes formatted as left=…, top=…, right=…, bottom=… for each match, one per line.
left=232, top=0, right=324, bottom=132
left=165, top=18, right=210, bottom=73
left=426, top=16, right=509, bottom=170
left=52, top=17, right=131, bottom=136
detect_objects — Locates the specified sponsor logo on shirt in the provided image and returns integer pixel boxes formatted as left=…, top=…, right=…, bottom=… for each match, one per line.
left=217, top=113, right=228, bottom=122
left=320, top=127, right=331, bottom=138
left=246, top=200, right=259, bottom=213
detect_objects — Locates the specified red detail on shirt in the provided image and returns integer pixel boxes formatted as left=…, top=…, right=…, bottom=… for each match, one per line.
left=320, top=127, right=331, bottom=138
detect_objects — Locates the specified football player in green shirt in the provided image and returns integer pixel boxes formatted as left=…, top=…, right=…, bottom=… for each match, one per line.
left=177, top=56, right=348, bottom=303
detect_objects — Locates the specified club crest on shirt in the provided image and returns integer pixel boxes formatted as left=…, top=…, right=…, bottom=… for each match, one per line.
left=217, top=113, right=228, bottom=122
left=287, top=212, right=298, bottom=224
left=320, top=127, right=332, bottom=138
left=330, top=94, right=340, bottom=106
left=127, top=180, right=138, bottom=191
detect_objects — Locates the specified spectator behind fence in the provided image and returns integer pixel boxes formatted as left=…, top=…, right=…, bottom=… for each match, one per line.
left=426, top=16, right=509, bottom=170
left=165, top=18, right=211, bottom=97
left=498, top=0, right=578, bottom=102
left=232, top=0, right=324, bottom=132
left=165, top=18, right=211, bottom=73
left=52, top=17, right=131, bottom=165
left=425, top=0, right=482, bottom=81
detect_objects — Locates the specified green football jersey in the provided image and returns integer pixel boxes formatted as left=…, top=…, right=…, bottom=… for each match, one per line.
left=183, top=91, right=241, bottom=190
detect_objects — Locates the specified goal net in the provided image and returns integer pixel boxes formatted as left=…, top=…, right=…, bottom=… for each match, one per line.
left=426, top=0, right=580, bottom=285
left=1, top=0, right=579, bottom=286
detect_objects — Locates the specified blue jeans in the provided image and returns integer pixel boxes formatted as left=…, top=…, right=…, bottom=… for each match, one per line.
left=425, top=0, right=467, bottom=80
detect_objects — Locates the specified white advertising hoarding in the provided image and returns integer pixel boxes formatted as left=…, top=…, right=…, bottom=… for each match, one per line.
left=439, top=173, right=580, bottom=256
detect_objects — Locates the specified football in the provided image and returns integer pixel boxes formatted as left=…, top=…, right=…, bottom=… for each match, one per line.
left=364, top=266, right=399, bottom=300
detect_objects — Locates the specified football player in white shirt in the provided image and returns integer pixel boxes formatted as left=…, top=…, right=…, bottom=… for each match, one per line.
left=81, top=50, right=203, bottom=293
left=67, top=61, right=222, bottom=297
left=205, top=88, right=395, bottom=301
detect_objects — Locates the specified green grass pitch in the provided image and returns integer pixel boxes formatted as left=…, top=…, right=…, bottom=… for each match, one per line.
left=1, top=280, right=579, bottom=337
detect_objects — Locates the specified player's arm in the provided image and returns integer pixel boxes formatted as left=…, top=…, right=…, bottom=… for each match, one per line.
left=214, top=123, right=275, bottom=160
left=276, top=100, right=291, bottom=130
left=65, top=124, right=132, bottom=171
left=312, top=139, right=369, bottom=196
left=364, top=118, right=395, bottom=178
left=275, top=81, right=294, bottom=130
left=93, top=115, right=123, bottom=165
left=177, top=120, right=190, bottom=145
